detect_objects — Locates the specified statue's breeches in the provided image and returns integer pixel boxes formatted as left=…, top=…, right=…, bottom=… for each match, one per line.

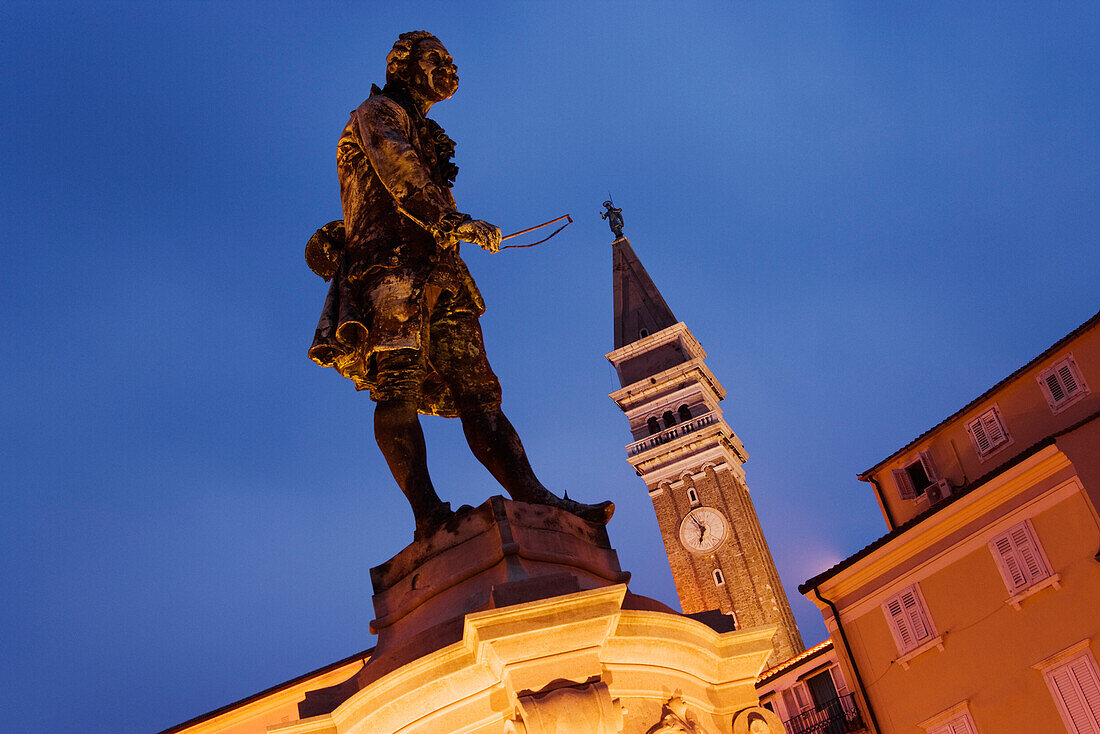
left=369, top=274, right=501, bottom=416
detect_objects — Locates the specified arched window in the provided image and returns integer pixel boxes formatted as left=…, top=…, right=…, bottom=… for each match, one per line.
left=663, top=411, right=676, bottom=429
left=647, top=417, right=660, bottom=435
left=639, top=328, right=649, bottom=338
left=713, top=569, right=725, bottom=586
left=687, top=487, right=699, bottom=504
left=678, top=404, right=692, bottom=422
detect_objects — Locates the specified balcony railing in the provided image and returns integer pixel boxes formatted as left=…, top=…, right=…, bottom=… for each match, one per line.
left=626, top=411, right=719, bottom=456
left=785, top=694, right=866, bottom=734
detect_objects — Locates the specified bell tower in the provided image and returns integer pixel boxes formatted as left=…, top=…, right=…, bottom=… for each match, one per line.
left=605, top=228, right=804, bottom=664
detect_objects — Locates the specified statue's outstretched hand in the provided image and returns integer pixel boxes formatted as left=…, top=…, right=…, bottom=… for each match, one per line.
left=455, top=219, right=502, bottom=253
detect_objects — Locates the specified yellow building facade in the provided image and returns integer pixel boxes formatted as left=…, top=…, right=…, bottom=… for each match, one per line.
left=800, top=310, right=1100, bottom=734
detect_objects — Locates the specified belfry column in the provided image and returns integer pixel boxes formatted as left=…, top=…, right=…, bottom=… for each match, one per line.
left=604, top=227, right=804, bottom=664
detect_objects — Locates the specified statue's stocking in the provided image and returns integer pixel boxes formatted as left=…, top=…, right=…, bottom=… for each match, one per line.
left=374, top=398, right=450, bottom=536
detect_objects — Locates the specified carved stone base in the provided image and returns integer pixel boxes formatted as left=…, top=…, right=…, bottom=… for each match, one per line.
left=370, top=495, right=630, bottom=656
left=287, top=496, right=778, bottom=733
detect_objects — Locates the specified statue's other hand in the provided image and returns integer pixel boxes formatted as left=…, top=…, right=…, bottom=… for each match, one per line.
left=456, top=219, right=502, bottom=253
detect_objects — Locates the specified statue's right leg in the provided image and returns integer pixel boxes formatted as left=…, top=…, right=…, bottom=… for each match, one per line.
left=372, top=350, right=451, bottom=540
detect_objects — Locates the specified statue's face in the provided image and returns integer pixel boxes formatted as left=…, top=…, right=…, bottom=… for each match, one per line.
left=408, top=38, right=458, bottom=103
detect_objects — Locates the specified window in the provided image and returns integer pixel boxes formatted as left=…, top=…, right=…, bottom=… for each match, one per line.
left=893, top=451, right=939, bottom=499
left=678, top=404, right=692, bottom=421
left=781, top=683, right=812, bottom=717
left=989, top=520, right=1052, bottom=594
left=883, top=584, right=936, bottom=654
left=967, top=406, right=1011, bottom=459
left=713, top=569, right=725, bottom=586
left=925, top=712, right=978, bottom=734
left=662, top=411, right=676, bottom=429
left=647, top=417, right=660, bottom=435
left=1041, top=649, right=1100, bottom=734
left=639, top=328, right=649, bottom=339
left=687, top=487, right=699, bottom=504
left=805, top=669, right=839, bottom=705
left=1039, top=355, right=1090, bottom=414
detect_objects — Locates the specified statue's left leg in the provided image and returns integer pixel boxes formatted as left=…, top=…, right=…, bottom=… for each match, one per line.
left=460, top=409, right=614, bottom=524
left=432, top=286, right=614, bottom=523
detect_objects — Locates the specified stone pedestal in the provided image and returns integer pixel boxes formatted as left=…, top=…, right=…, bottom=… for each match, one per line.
left=370, top=495, right=631, bottom=657
left=287, top=496, right=777, bottom=733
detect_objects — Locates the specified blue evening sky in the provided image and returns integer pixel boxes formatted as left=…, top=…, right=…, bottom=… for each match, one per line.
left=2, top=3, right=1097, bottom=732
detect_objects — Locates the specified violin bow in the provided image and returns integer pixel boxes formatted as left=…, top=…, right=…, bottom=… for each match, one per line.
left=499, top=214, right=573, bottom=250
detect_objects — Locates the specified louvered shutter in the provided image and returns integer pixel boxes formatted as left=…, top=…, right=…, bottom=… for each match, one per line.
left=884, top=586, right=934, bottom=653
left=969, top=407, right=1009, bottom=456
left=991, top=521, right=1050, bottom=592
left=919, top=450, right=939, bottom=480
left=1059, top=363, right=1081, bottom=396
left=1009, top=524, right=1049, bottom=583
left=993, top=534, right=1028, bottom=590
left=885, top=595, right=914, bottom=650
left=781, top=688, right=798, bottom=719
left=900, top=588, right=931, bottom=641
left=893, top=468, right=916, bottom=499
left=1046, top=372, right=1068, bottom=404
left=968, top=416, right=992, bottom=455
left=980, top=410, right=1007, bottom=447
left=928, top=714, right=976, bottom=734
left=1046, top=654, right=1100, bottom=734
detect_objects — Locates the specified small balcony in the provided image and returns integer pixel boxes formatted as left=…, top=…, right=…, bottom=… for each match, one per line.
left=626, top=411, right=719, bottom=456
left=784, top=693, right=866, bottom=734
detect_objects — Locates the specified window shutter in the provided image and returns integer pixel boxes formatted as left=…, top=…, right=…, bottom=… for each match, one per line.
left=927, top=712, right=977, bottom=734
left=969, top=407, right=1009, bottom=456
left=980, top=410, right=1006, bottom=446
left=1045, top=372, right=1068, bottom=404
left=1009, top=524, right=1048, bottom=583
left=919, top=450, right=939, bottom=480
left=781, top=688, right=798, bottom=718
left=991, top=521, right=1050, bottom=592
left=793, top=682, right=812, bottom=711
left=900, top=588, right=931, bottom=641
left=968, top=416, right=992, bottom=455
left=1059, top=363, right=1081, bottom=396
left=893, top=468, right=917, bottom=499
left=1046, top=655, right=1100, bottom=734
left=993, top=535, right=1028, bottom=590
left=884, top=585, right=934, bottom=654
left=885, top=596, right=913, bottom=649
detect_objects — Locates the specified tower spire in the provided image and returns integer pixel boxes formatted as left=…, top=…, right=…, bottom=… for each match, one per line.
left=605, top=211, right=804, bottom=665
left=612, top=237, right=678, bottom=350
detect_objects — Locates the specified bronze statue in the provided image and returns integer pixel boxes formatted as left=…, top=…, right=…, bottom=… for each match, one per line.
left=307, top=31, right=612, bottom=538
left=601, top=200, right=624, bottom=238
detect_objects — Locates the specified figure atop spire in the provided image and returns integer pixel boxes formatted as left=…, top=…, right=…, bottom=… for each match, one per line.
left=601, top=200, right=625, bottom=239
left=612, top=231, right=678, bottom=350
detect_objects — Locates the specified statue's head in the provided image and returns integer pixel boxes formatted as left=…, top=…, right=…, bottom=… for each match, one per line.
left=386, top=31, right=458, bottom=103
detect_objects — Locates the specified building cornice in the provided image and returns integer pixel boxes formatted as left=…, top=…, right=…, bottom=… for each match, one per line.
left=605, top=322, right=705, bottom=366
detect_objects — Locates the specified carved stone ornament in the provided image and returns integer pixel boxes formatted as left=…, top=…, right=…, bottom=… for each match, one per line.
left=731, top=706, right=785, bottom=734
left=505, top=680, right=625, bottom=734
left=645, top=694, right=705, bottom=734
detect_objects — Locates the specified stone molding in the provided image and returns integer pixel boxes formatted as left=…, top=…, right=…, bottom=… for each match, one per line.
left=271, top=584, right=775, bottom=734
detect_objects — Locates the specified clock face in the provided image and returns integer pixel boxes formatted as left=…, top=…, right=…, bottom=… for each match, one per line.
left=678, top=506, right=730, bottom=553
